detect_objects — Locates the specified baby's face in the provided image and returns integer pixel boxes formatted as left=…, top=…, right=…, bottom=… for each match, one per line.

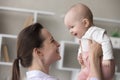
left=64, top=11, right=88, bottom=38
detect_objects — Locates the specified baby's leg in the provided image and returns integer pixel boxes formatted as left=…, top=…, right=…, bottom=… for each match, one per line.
left=102, top=60, right=115, bottom=80
left=77, top=68, right=89, bottom=80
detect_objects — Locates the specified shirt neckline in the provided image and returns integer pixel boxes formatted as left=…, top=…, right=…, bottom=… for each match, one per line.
left=26, top=70, right=49, bottom=79
left=81, top=26, right=97, bottom=39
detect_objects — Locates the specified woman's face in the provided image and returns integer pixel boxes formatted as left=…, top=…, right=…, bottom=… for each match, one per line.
left=40, top=28, right=61, bottom=65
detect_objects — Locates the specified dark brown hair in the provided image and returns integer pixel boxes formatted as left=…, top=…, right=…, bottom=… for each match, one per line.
left=12, top=23, right=44, bottom=80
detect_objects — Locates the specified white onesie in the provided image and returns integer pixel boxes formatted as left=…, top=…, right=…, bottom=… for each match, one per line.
left=78, top=26, right=114, bottom=60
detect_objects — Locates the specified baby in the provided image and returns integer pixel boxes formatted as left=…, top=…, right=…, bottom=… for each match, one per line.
left=64, top=3, right=115, bottom=80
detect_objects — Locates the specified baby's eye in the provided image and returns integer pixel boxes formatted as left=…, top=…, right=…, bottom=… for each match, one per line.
left=71, top=26, right=74, bottom=28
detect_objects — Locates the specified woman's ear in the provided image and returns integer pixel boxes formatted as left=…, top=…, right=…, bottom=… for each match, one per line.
left=82, top=18, right=90, bottom=28
left=33, top=48, right=43, bottom=58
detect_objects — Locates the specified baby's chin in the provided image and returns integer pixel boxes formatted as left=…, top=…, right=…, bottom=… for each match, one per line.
left=78, top=33, right=86, bottom=39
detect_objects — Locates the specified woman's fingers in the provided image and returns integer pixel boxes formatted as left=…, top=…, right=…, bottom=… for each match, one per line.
left=89, top=40, right=102, bottom=57
left=88, top=39, right=92, bottom=45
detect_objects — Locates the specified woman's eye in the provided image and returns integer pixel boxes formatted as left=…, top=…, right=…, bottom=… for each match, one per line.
left=51, top=39, right=54, bottom=43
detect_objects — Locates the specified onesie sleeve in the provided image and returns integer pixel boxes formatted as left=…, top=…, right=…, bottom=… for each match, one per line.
left=92, top=29, right=114, bottom=60
left=100, top=33, right=114, bottom=60
left=46, top=77, right=59, bottom=80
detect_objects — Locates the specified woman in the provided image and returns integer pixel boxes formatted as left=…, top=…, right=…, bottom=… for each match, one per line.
left=12, top=23, right=102, bottom=80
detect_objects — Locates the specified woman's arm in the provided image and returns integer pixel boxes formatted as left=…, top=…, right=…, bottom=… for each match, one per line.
left=88, top=40, right=103, bottom=80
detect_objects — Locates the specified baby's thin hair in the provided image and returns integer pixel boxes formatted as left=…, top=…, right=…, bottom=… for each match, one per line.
left=69, top=3, right=93, bottom=25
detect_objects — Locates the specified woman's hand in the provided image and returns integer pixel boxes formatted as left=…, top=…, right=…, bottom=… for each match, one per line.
left=77, top=54, right=86, bottom=69
left=88, top=40, right=103, bottom=80
left=88, top=40, right=102, bottom=60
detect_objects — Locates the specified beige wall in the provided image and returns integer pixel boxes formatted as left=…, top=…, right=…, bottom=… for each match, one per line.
left=0, top=0, right=120, bottom=20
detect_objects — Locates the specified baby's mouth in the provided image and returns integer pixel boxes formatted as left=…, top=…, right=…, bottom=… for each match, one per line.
left=74, top=33, right=77, bottom=36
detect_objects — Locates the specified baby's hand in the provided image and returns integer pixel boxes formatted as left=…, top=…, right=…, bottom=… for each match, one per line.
left=77, top=54, right=85, bottom=68
left=102, top=60, right=111, bottom=67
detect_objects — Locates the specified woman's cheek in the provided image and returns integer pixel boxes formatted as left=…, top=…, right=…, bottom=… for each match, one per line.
left=45, top=52, right=56, bottom=65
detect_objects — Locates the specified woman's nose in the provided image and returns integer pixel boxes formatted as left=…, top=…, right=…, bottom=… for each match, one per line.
left=56, top=41, right=60, bottom=47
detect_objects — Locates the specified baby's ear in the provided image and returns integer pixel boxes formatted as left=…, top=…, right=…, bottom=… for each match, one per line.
left=83, top=18, right=90, bottom=28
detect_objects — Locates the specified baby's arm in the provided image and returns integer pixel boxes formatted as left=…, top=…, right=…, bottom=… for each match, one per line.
left=91, top=29, right=115, bottom=79
left=101, top=33, right=114, bottom=60
left=101, top=33, right=114, bottom=67
left=102, top=60, right=111, bottom=67
left=92, top=29, right=114, bottom=67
